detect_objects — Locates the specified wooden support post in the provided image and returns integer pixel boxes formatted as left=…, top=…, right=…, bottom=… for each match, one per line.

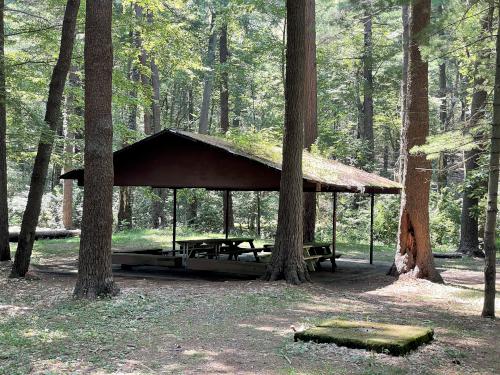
left=256, top=191, right=261, bottom=237
left=370, top=193, right=375, bottom=265
left=172, top=188, right=177, bottom=251
left=224, top=190, right=230, bottom=239
left=332, top=192, right=337, bottom=272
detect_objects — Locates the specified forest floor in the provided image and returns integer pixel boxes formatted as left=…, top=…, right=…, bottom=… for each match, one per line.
left=0, top=230, right=499, bottom=375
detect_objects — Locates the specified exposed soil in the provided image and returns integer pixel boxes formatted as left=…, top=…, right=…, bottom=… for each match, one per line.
left=0, top=258, right=498, bottom=374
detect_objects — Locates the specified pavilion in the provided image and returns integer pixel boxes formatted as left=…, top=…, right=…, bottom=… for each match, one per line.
left=61, top=129, right=401, bottom=274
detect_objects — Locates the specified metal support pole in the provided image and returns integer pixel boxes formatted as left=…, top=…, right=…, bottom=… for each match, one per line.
left=332, top=192, right=337, bottom=272
left=224, top=190, right=230, bottom=239
left=172, top=188, right=177, bottom=251
left=370, top=193, right=375, bottom=265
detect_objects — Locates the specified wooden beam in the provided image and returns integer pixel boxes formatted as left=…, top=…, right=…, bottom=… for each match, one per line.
left=370, top=193, right=375, bottom=265
left=332, top=192, right=337, bottom=271
left=224, top=190, right=230, bottom=239
left=173, top=189, right=178, bottom=250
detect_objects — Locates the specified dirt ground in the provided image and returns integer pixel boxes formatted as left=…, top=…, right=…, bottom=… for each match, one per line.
left=0, top=258, right=499, bottom=375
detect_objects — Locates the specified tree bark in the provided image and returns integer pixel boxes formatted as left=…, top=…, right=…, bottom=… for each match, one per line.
left=361, top=1, right=374, bottom=164
left=389, top=0, right=442, bottom=282
left=73, top=0, right=118, bottom=298
left=481, top=10, right=500, bottom=319
left=199, top=11, right=217, bottom=134
left=220, top=19, right=229, bottom=133
left=302, top=0, right=317, bottom=243
left=11, top=0, right=80, bottom=277
left=264, top=0, right=309, bottom=284
left=0, top=0, right=9, bottom=261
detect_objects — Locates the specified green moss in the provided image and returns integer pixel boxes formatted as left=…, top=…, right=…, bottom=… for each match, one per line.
left=294, top=319, right=434, bottom=356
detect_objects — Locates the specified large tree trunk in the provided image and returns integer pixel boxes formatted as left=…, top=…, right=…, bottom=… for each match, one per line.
left=482, top=11, right=500, bottom=319
left=220, top=19, right=229, bottom=133
left=74, top=0, right=118, bottom=298
left=198, top=11, right=217, bottom=134
left=11, top=0, right=80, bottom=278
left=389, top=0, right=441, bottom=282
left=264, top=0, right=309, bottom=284
left=0, top=0, right=9, bottom=261
left=398, top=4, right=409, bottom=182
left=361, top=1, right=374, bottom=164
left=302, top=0, right=317, bottom=244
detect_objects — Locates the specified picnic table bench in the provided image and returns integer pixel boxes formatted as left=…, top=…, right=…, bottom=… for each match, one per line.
left=263, top=242, right=340, bottom=272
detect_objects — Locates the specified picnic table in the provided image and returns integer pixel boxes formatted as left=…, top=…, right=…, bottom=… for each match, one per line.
left=263, top=242, right=339, bottom=272
left=176, top=237, right=258, bottom=265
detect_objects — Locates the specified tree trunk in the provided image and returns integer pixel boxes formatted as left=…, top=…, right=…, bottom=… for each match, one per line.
left=481, top=11, right=500, bottom=319
left=458, top=83, right=487, bottom=257
left=361, top=2, right=374, bottom=164
left=134, top=5, right=152, bottom=135
left=437, top=60, right=448, bottom=191
left=458, top=7, right=493, bottom=257
left=220, top=20, right=229, bottom=133
left=62, top=67, right=81, bottom=230
left=117, top=48, right=139, bottom=231
left=188, top=87, right=194, bottom=129
left=0, top=0, right=9, bottom=261
left=302, top=0, right=317, bottom=244
left=11, top=0, right=80, bottom=278
left=199, top=11, right=216, bottom=134
left=74, top=0, right=118, bottom=298
left=436, top=4, right=447, bottom=192
left=389, top=0, right=442, bottom=282
left=398, top=4, right=409, bottom=182
left=264, top=0, right=309, bottom=284
left=223, top=192, right=234, bottom=232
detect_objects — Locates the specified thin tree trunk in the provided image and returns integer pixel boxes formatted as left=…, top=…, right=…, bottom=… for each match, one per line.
left=361, top=1, right=374, bottom=164
left=0, top=0, right=9, bottom=261
left=437, top=60, right=448, bottom=191
left=303, top=0, right=317, bottom=243
left=11, top=0, right=80, bottom=278
left=481, top=10, right=500, bottom=319
left=389, top=0, right=442, bottom=282
left=188, top=87, right=194, bottom=129
left=458, top=6, right=493, bottom=257
left=398, top=4, right=409, bottom=182
left=436, top=5, right=447, bottom=191
left=135, top=5, right=152, bottom=135
left=117, top=54, right=139, bottom=231
left=264, top=0, right=309, bottom=284
left=62, top=103, right=74, bottom=229
left=74, top=0, right=118, bottom=298
left=199, top=11, right=216, bottom=134
left=220, top=19, right=229, bottom=132
left=62, top=67, right=81, bottom=229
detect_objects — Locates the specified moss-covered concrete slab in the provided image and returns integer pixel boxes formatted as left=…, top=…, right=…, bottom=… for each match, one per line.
left=294, top=319, right=434, bottom=356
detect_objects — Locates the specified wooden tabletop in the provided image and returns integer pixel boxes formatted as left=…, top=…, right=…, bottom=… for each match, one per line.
left=176, top=237, right=254, bottom=245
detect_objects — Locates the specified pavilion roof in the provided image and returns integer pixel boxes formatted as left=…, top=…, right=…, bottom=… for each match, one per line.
left=61, top=129, right=401, bottom=194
